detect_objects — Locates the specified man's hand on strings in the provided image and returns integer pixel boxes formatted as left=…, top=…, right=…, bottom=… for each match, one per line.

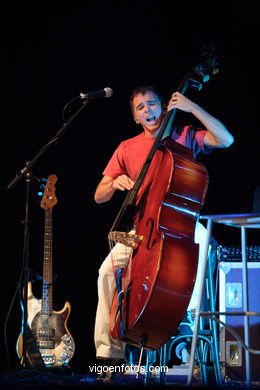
left=111, top=175, right=135, bottom=191
left=94, top=175, right=135, bottom=203
left=167, top=92, right=197, bottom=113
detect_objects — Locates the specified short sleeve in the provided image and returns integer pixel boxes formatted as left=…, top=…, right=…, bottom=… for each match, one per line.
left=194, top=129, right=212, bottom=155
left=182, top=125, right=212, bottom=157
left=102, top=142, right=128, bottom=178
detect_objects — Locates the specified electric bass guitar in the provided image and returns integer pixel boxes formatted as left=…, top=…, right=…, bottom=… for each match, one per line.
left=17, top=174, right=75, bottom=367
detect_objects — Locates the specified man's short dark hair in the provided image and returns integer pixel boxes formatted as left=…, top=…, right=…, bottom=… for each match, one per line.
left=129, top=86, right=164, bottom=113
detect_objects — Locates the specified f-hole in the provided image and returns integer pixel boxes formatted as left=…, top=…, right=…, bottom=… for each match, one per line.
left=146, top=219, right=156, bottom=249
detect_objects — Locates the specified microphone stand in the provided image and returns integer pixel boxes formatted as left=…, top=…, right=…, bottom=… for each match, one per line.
left=7, top=98, right=91, bottom=369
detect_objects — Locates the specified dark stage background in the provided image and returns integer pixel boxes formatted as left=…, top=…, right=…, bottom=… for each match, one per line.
left=2, top=1, right=259, bottom=375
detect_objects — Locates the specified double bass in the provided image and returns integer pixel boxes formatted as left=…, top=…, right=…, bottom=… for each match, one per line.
left=109, top=57, right=219, bottom=351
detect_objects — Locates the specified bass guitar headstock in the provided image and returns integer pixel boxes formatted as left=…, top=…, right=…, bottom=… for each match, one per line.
left=40, top=174, right=58, bottom=210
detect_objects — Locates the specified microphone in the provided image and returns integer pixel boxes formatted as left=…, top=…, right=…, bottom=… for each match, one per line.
left=79, top=87, right=113, bottom=100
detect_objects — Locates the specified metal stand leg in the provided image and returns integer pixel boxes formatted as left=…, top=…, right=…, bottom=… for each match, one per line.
left=241, top=226, right=251, bottom=386
left=187, top=219, right=213, bottom=386
left=159, top=343, right=167, bottom=385
left=207, top=248, right=222, bottom=386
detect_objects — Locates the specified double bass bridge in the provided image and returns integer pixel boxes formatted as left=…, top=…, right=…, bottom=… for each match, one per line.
left=108, top=231, right=143, bottom=249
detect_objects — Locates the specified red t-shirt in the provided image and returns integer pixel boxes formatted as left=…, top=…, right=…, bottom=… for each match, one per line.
left=103, top=125, right=208, bottom=181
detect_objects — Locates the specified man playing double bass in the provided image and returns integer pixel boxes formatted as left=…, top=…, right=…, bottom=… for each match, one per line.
left=93, top=86, right=234, bottom=379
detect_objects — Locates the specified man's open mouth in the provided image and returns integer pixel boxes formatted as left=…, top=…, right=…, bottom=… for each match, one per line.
left=146, top=116, right=156, bottom=123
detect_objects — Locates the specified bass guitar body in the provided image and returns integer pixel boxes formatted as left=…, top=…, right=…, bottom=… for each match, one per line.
left=17, top=282, right=75, bottom=367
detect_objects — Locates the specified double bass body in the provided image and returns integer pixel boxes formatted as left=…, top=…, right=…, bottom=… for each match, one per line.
left=110, top=137, right=209, bottom=350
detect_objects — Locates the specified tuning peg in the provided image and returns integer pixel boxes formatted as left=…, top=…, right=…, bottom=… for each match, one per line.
left=188, top=78, right=203, bottom=90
